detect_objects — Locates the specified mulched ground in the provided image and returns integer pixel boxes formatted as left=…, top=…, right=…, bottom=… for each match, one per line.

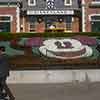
left=8, top=54, right=100, bottom=70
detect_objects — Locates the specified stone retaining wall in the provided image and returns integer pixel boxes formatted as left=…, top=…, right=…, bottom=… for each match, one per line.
left=7, top=70, right=100, bottom=84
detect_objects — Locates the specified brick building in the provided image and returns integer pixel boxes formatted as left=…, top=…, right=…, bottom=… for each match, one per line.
left=20, top=0, right=81, bottom=33
left=82, top=0, right=100, bottom=32
left=0, top=0, right=20, bottom=33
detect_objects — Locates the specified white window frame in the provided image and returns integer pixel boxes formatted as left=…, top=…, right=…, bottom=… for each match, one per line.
left=89, top=14, right=100, bottom=21
left=28, top=0, right=36, bottom=6
left=64, top=0, right=72, bottom=6
left=0, top=15, right=12, bottom=32
left=91, top=0, right=100, bottom=5
left=0, top=15, right=12, bottom=22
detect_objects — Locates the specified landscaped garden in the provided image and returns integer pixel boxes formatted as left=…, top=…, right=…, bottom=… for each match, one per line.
left=0, top=32, right=100, bottom=69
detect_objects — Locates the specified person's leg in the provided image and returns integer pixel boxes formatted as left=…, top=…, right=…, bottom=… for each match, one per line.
left=0, top=77, right=4, bottom=93
left=0, top=77, right=5, bottom=99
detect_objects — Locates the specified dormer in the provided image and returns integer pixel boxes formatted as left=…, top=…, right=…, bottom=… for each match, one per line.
left=28, top=0, right=36, bottom=6
left=64, top=0, right=72, bottom=6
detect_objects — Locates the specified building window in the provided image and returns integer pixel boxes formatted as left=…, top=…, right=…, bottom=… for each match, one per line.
left=92, top=0, right=100, bottom=3
left=64, top=0, right=72, bottom=6
left=0, top=15, right=12, bottom=32
left=28, top=0, right=36, bottom=6
left=30, top=23, right=35, bottom=32
left=66, top=16, right=72, bottom=31
left=89, top=14, right=100, bottom=21
left=0, top=16, right=10, bottom=22
left=93, top=0, right=100, bottom=2
left=91, top=16, right=100, bottom=21
left=28, top=16, right=36, bottom=32
left=91, top=0, right=100, bottom=5
left=89, top=14, right=100, bottom=32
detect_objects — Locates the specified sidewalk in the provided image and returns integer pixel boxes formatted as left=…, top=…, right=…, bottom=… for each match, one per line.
left=8, top=83, right=100, bottom=100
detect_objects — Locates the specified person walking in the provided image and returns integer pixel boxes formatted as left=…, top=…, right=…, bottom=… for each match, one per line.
left=0, top=46, right=10, bottom=100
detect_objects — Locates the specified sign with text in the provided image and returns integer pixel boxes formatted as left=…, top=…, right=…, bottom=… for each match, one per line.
left=27, top=10, right=74, bottom=15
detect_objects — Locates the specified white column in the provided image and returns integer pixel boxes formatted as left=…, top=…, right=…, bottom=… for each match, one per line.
left=16, top=4, right=20, bottom=32
left=82, top=0, right=85, bottom=32
left=22, top=16, right=25, bottom=32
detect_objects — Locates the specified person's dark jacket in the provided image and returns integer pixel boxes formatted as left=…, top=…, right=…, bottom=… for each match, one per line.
left=0, top=54, right=10, bottom=78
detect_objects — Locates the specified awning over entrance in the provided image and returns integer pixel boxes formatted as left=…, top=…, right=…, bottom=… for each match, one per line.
left=27, top=10, right=74, bottom=15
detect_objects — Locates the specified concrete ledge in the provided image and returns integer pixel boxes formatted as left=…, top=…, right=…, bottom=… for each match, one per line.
left=7, top=70, right=100, bottom=84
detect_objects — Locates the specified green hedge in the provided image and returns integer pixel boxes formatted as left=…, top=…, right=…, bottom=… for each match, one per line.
left=0, top=32, right=100, bottom=39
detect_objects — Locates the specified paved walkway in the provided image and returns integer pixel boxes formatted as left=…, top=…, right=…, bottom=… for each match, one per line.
left=8, top=83, right=100, bottom=100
